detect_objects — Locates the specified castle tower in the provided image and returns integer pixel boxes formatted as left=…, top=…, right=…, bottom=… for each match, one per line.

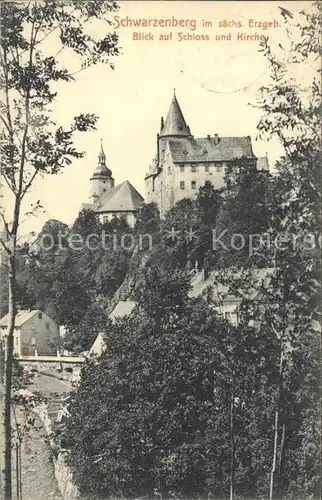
left=90, top=140, right=115, bottom=203
left=160, top=90, right=192, bottom=138
left=157, top=91, right=192, bottom=171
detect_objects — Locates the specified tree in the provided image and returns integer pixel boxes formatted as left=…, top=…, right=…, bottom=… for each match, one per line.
left=213, top=4, right=321, bottom=498
left=195, top=181, right=222, bottom=268
left=0, top=2, right=119, bottom=497
left=256, top=6, right=321, bottom=498
left=135, top=202, right=161, bottom=238
left=16, top=219, right=70, bottom=313
left=213, top=159, right=272, bottom=269
left=63, top=266, right=234, bottom=498
left=161, top=198, right=199, bottom=269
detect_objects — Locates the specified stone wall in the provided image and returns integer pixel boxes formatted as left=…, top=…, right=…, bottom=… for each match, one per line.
left=33, top=403, right=80, bottom=500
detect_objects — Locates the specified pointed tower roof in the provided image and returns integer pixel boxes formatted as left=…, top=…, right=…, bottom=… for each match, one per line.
left=160, top=91, right=192, bottom=138
left=91, top=140, right=113, bottom=179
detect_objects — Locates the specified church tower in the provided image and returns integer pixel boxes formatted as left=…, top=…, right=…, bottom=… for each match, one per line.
left=90, top=140, right=114, bottom=203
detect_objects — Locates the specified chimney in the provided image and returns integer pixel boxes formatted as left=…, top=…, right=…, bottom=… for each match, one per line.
left=202, top=267, right=209, bottom=281
left=207, top=134, right=211, bottom=139
left=214, top=133, right=219, bottom=145
left=160, top=117, right=164, bottom=132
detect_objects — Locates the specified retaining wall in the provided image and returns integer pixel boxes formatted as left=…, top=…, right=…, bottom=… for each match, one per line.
left=33, top=403, right=80, bottom=500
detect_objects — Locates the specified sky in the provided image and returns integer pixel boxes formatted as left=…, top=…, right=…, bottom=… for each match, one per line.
left=1, top=0, right=316, bottom=235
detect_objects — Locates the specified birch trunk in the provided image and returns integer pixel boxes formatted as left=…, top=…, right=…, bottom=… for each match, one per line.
left=229, top=371, right=235, bottom=500
left=4, top=252, right=17, bottom=500
left=269, top=349, right=283, bottom=500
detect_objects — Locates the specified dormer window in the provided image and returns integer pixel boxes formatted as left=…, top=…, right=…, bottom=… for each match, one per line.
left=203, top=149, right=208, bottom=155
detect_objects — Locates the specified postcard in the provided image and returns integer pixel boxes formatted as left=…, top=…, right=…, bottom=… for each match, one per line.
left=0, top=1, right=320, bottom=499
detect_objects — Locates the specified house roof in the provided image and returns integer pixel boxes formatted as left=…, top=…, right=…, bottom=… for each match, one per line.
left=189, top=268, right=275, bottom=303
left=168, top=136, right=255, bottom=163
left=257, top=156, right=270, bottom=171
left=0, top=310, right=42, bottom=327
left=88, top=300, right=136, bottom=357
left=95, top=181, right=144, bottom=213
left=160, top=93, right=191, bottom=138
left=88, top=332, right=105, bottom=357
left=109, top=300, right=136, bottom=319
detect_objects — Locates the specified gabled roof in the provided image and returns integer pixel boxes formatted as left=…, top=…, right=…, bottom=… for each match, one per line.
left=95, top=181, right=144, bottom=213
left=189, top=268, right=275, bottom=303
left=0, top=310, right=42, bottom=327
left=160, top=93, right=191, bottom=138
left=257, top=156, right=269, bottom=171
left=109, top=300, right=136, bottom=319
left=88, top=332, right=105, bottom=357
left=88, top=300, right=137, bottom=357
left=168, top=136, right=255, bottom=163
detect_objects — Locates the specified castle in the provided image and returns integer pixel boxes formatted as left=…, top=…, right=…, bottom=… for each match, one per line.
left=84, top=92, right=269, bottom=224
left=145, top=92, right=269, bottom=217
left=83, top=141, right=144, bottom=227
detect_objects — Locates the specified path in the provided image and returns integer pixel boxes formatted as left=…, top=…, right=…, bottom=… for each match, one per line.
left=1, top=373, right=72, bottom=499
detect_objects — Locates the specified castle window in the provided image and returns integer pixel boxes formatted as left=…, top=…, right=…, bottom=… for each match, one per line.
left=180, top=181, right=185, bottom=190
left=38, top=313, right=42, bottom=319
left=191, top=180, right=196, bottom=190
left=180, top=165, right=184, bottom=172
left=205, top=165, right=210, bottom=172
left=168, top=166, right=171, bottom=175
left=191, top=164, right=197, bottom=172
left=216, top=164, right=222, bottom=172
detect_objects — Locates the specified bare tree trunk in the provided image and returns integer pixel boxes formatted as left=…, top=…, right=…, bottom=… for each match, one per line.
left=277, top=423, right=286, bottom=498
left=269, top=349, right=283, bottom=500
left=230, top=371, right=235, bottom=500
left=4, top=254, right=17, bottom=500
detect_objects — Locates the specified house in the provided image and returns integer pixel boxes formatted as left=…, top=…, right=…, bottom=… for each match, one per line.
left=88, top=300, right=136, bottom=358
left=145, top=91, right=269, bottom=217
left=82, top=141, right=144, bottom=227
left=189, top=267, right=275, bottom=325
left=0, top=309, right=60, bottom=356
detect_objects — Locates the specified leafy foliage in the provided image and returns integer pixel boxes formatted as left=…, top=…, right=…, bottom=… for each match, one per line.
left=60, top=4, right=320, bottom=500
